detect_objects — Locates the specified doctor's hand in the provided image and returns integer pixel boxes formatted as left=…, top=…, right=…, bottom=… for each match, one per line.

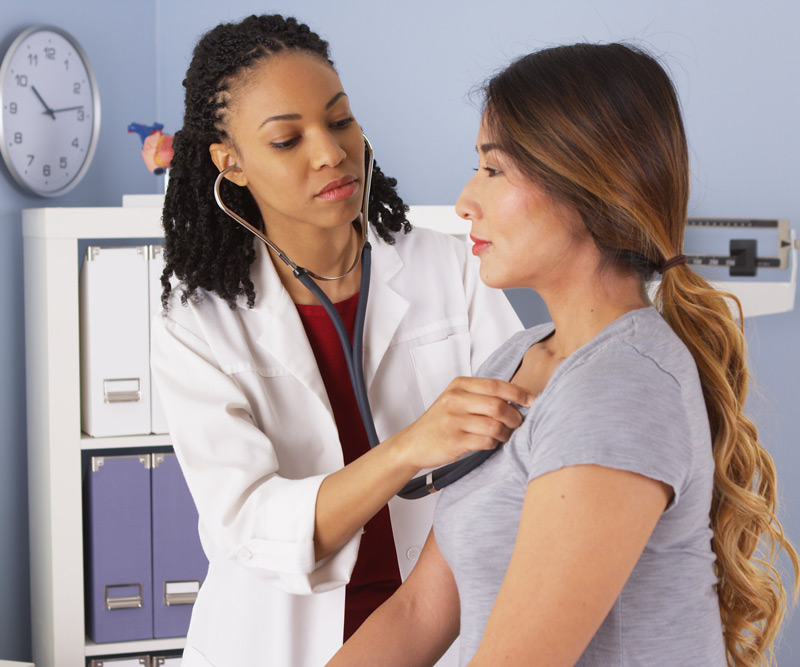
left=314, top=377, right=531, bottom=561
left=389, top=377, right=534, bottom=472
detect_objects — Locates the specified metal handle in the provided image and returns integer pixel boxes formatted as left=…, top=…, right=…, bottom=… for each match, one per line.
left=164, top=580, right=200, bottom=606
left=103, top=378, right=141, bottom=403
left=105, top=583, right=142, bottom=610
left=165, top=592, right=198, bottom=606
left=105, top=391, right=141, bottom=403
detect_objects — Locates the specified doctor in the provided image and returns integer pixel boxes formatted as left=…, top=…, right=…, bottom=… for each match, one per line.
left=150, top=14, right=524, bottom=667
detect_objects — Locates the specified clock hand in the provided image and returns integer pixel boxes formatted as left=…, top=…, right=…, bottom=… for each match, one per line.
left=31, top=86, right=56, bottom=120
left=49, top=105, right=85, bottom=114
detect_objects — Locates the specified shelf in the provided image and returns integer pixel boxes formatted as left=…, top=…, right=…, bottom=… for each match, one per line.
left=24, top=207, right=180, bottom=667
left=80, top=433, right=171, bottom=450
left=22, top=206, right=164, bottom=240
left=21, top=203, right=461, bottom=240
left=85, top=635, right=185, bottom=657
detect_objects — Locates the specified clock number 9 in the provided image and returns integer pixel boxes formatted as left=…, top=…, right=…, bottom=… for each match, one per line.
left=9, top=103, right=17, bottom=114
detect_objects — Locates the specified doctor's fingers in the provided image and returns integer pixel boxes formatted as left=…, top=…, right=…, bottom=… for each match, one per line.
left=455, top=413, right=517, bottom=445
left=438, top=388, right=526, bottom=430
left=446, top=376, right=534, bottom=408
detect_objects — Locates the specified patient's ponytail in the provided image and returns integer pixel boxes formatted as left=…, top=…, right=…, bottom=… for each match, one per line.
left=656, top=264, right=797, bottom=665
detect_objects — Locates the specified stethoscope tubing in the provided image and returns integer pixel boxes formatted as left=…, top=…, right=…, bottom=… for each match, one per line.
left=291, top=245, right=380, bottom=449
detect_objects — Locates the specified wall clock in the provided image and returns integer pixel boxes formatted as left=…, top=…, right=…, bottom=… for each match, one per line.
left=0, top=25, right=100, bottom=197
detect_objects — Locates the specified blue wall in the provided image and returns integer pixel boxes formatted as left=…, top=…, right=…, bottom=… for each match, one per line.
left=1, top=0, right=798, bottom=663
left=0, top=1, right=160, bottom=660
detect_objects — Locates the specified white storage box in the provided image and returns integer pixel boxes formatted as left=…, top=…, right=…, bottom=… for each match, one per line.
left=80, top=246, right=151, bottom=436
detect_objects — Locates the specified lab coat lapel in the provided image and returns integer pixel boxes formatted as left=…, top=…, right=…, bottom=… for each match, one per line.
left=248, top=243, right=332, bottom=414
left=363, top=238, right=409, bottom=392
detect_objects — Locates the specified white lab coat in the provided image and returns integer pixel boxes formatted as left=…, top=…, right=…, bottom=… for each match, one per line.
left=151, top=225, right=522, bottom=667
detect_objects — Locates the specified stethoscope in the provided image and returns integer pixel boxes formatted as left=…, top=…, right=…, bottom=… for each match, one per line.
left=214, top=135, right=500, bottom=499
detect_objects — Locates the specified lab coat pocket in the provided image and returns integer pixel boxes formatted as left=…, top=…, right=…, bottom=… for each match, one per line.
left=410, top=332, right=471, bottom=409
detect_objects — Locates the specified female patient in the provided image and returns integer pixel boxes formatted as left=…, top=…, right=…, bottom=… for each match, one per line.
left=331, top=43, right=798, bottom=666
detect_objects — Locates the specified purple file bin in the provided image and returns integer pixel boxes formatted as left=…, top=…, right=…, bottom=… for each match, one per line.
left=84, top=454, right=154, bottom=643
left=151, top=453, right=209, bottom=638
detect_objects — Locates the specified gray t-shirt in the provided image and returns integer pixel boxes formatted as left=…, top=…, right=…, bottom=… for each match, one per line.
left=434, top=307, right=726, bottom=666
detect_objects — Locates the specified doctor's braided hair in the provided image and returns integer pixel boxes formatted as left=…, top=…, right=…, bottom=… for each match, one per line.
left=483, top=43, right=798, bottom=666
left=161, top=14, right=410, bottom=310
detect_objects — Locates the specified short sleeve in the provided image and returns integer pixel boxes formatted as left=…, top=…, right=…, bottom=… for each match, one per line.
left=524, top=343, right=695, bottom=507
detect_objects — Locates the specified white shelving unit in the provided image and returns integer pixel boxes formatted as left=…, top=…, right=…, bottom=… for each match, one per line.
left=23, top=207, right=184, bottom=667
left=21, top=202, right=463, bottom=667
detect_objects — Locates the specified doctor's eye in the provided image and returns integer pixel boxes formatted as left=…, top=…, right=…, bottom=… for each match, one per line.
left=331, top=116, right=355, bottom=129
left=270, top=137, right=300, bottom=149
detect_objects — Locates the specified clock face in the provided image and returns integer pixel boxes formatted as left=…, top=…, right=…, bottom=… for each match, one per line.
left=0, top=26, right=100, bottom=197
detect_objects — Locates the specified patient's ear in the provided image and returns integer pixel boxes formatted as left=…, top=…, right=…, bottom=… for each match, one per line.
left=209, top=143, right=247, bottom=187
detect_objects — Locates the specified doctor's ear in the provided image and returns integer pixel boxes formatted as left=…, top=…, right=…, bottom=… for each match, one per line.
left=209, top=143, right=247, bottom=186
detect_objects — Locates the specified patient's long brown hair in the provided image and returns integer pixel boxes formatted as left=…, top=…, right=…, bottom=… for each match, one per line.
left=483, top=42, right=798, bottom=666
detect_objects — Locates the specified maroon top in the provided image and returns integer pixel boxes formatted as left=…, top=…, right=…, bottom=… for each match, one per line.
left=296, top=293, right=402, bottom=641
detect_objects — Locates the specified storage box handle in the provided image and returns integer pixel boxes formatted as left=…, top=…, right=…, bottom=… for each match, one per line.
left=103, top=378, right=141, bottom=403
left=164, top=579, right=201, bottom=606
left=105, top=583, right=143, bottom=610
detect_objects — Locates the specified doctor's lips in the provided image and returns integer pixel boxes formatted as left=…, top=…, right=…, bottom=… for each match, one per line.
left=316, top=176, right=358, bottom=201
left=470, top=235, right=492, bottom=256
